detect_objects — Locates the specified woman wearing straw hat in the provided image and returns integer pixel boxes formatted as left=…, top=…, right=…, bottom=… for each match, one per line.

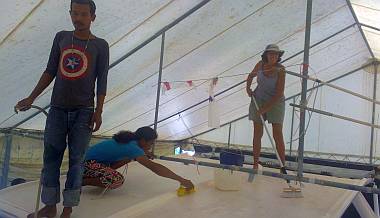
left=246, top=44, right=286, bottom=170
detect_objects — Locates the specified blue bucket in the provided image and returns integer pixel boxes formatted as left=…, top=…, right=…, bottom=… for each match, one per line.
left=220, top=150, right=244, bottom=166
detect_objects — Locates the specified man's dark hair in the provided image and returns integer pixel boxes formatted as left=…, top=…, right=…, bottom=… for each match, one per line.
left=71, top=0, right=96, bottom=15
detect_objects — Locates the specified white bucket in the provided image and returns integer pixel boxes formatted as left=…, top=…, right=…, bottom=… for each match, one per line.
left=214, top=168, right=242, bottom=191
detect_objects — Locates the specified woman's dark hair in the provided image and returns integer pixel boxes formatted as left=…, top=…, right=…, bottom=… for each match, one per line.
left=71, top=0, right=96, bottom=15
left=261, top=52, right=282, bottom=63
left=113, top=126, right=158, bottom=144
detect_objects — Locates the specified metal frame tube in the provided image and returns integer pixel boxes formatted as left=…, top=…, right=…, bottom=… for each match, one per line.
left=11, top=105, right=50, bottom=129
left=227, top=123, right=232, bottom=148
left=359, top=23, right=380, bottom=32
left=152, top=32, right=166, bottom=155
left=289, top=97, right=296, bottom=157
left=287, top=63, right=373, bottom=100
left=285, top=70, right=380, bottom=105
left=370, top=62, right=378, bottom=164
left=298, top=0, right=313, bottom=178
left=159, top=155, right=380, bottom=194
left=346, top=0, right=375, bottom=58
left=1, top=134, right=12, bottom=189
left=374, top=184, right=380, bottom=217
left=290, top=103, right=380, bottom=129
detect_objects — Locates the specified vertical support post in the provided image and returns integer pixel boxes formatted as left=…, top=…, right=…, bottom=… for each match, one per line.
left=374, top=184, right=380, bottom=217
left=370, top=62, right=378, bottom=164
left=1, top=134, right=12, bottom=189
left=152, top=32, right=166, bottom=155
left=227, top=123, right=232, bottom=149
left=298, top=0, right=313, bottom=178
left=289, top=97, right=296, bottom=157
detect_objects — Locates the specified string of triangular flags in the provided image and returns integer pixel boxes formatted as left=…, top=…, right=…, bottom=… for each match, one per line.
left=158, top=62, right=304, bottom=95
left=159, top=71, right=250, bottom=95
left=161, top=80, right=195, bottom=95
left=157, top=63, right=305, bottom=129
left=160, top=77, right=221, bottom=128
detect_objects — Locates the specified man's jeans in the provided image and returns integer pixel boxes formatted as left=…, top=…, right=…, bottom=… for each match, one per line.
left=41, top=106, right=93, bottom=207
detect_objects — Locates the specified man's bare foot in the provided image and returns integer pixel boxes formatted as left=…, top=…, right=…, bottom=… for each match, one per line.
left=60, top=207, right=72, bottom=218
left=27, top=205, right=57, bottom=218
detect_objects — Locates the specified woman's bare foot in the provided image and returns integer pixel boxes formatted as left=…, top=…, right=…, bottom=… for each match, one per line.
left=60, top=207, right=72, bottom=218
left=27, top=205, right=57, bottom=218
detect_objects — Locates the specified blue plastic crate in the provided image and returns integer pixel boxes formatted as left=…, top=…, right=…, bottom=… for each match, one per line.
left=220, top=150, right=244, bottom=166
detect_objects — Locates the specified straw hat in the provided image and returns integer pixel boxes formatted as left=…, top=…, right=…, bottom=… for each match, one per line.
left=263, top=44, right=284, bottom=57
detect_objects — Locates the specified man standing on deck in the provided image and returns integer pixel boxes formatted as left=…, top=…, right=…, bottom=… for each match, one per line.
left=15, top=0, right=109, bottom=217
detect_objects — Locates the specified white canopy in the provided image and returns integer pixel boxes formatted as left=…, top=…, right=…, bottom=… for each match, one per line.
left=0, top=0, right=379, bottom=157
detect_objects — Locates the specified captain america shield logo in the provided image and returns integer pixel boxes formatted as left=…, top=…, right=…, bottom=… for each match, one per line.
left=59, top=45, right=89, bottom=80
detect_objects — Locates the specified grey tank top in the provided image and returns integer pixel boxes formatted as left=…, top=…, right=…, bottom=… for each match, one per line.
left=253, top=63, right=284, bottom=101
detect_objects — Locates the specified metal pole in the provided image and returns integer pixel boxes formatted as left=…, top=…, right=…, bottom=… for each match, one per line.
left=1, top=134, right=12, bottom=189
left=289, top=97, right=296, bottom=157
left=227, top=123, right=232, bottom=148
left=374, top=184, right=380, bottom=217
left=158, top=155, right=380, bottom=194
left=11, top=105, right=50, bottom=129
left=287, top=64, right=373, bottom=100
left=346, top=0, right=375, bottom=58
left=152, top=32, right=166, bottom=155
left=285, top=70, right=380, bottom=105
left=290, top=103, right=380, bottom=129
left=370, top=62, right=378, bottom=164
left=298, top=0, right=313, bottom=178
left=359, top=23, right=380, bottom=32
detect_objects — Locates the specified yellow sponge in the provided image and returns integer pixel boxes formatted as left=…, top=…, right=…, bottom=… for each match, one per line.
left=177, top=185, right=196, bottom=197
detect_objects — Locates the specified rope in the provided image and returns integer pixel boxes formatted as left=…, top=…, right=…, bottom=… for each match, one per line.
left=178, top=114, right=200, bottom=175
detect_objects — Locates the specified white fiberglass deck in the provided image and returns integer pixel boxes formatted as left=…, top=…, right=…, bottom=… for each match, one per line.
left=0, top=156, right=371, bottom=218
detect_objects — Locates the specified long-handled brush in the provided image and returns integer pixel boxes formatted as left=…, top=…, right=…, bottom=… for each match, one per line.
left=249, top=96, right=302, bottom=198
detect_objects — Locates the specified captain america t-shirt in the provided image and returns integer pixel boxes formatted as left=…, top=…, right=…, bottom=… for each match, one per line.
left=45, top=31, right=109, bottom=108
